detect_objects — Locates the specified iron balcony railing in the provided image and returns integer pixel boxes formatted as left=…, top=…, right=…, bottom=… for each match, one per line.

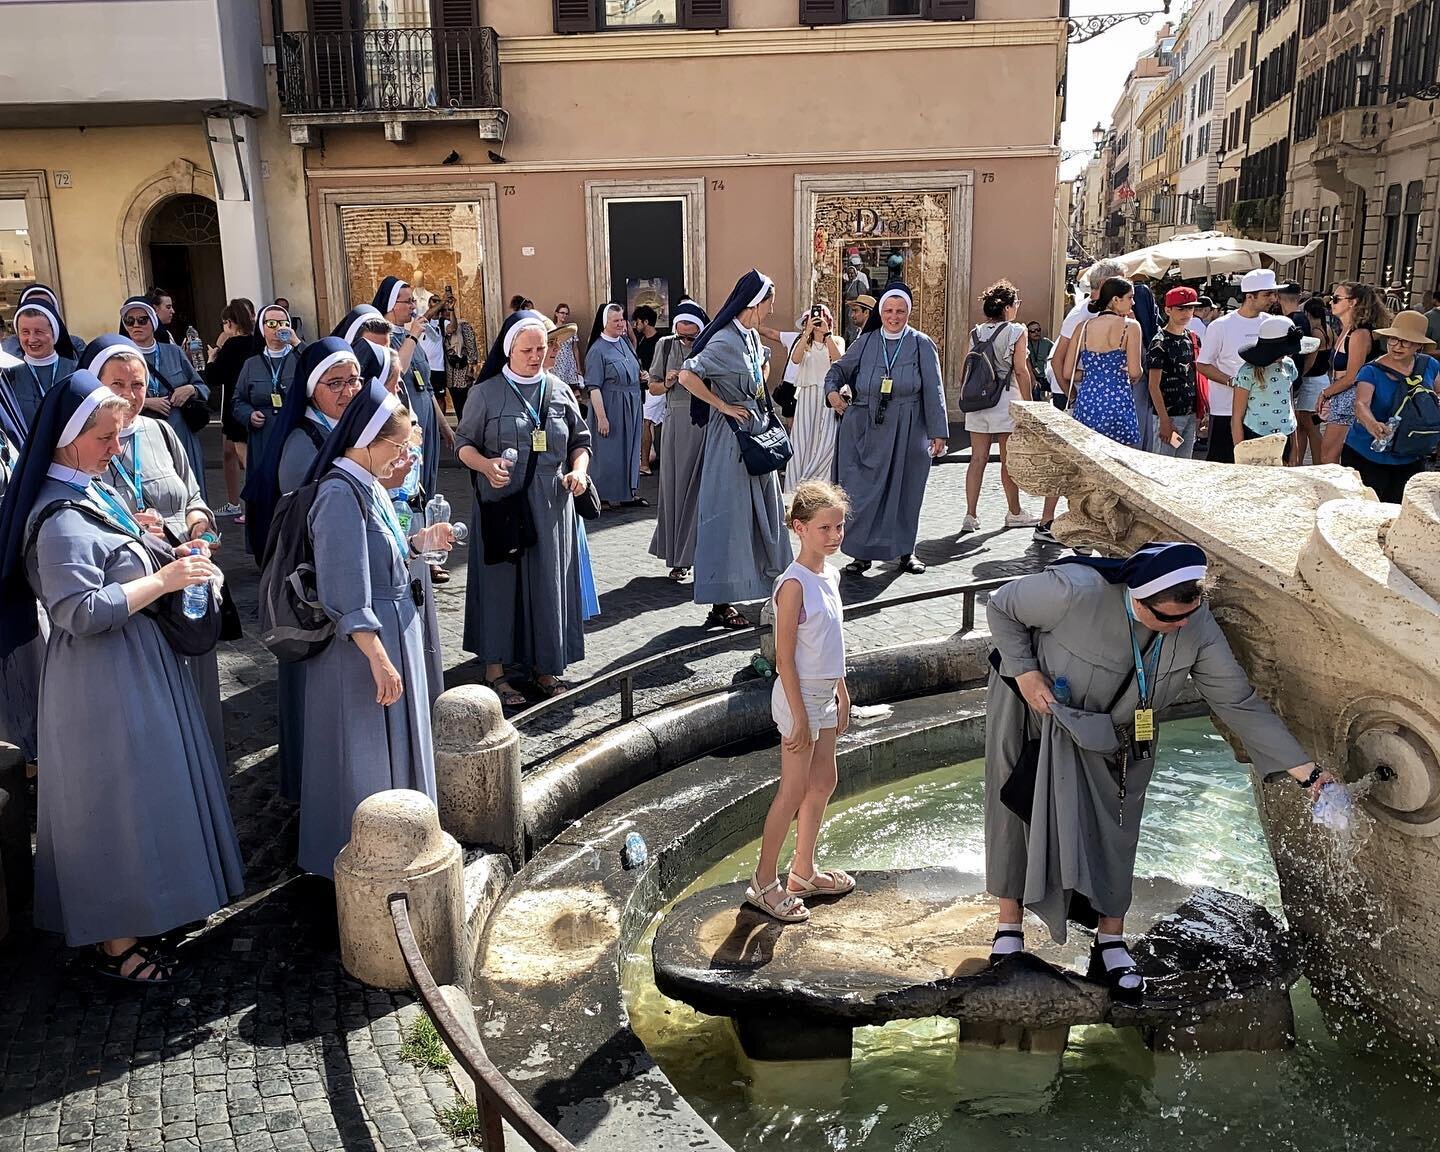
left=279, top=27, right=501, bottom=116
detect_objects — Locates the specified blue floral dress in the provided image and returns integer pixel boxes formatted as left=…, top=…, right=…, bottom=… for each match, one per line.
left=1073, top=346, right=1141, bottom=447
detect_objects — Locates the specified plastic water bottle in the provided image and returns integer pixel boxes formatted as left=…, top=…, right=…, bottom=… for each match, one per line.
left=1313, top=781, right=1355, bottom=832
left=1370, top=414, right=1402, bottom=453
left=419, top=493, right=468, bottom=563
left=1052, top=676, right=1072, bottom=706
left=184, top=325, right=205, bottom=374
left=181, top=547, right=209, bottom=620
left=501, top=447, right=518, bottom=473
left=621, top=832, right=648, bottom=870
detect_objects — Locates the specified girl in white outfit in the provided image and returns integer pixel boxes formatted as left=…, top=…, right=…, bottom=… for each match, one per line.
left=746, top=480, right=854, bottom=923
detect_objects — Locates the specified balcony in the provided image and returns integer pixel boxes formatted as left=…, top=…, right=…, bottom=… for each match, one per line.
left=279, top=27, right=505, bottom=146
left=1311, top=106, right=1388, bottom=160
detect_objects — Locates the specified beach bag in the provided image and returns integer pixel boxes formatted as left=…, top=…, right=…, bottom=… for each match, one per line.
left=1390, top=358, right=1440, bottom=456
left=256, top=477, right=364, bottom=662
left=958, top=324, right=1015, bottom=414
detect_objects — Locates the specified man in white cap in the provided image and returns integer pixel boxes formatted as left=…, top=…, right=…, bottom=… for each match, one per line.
left=1196, top=268, right=1278, bottom=463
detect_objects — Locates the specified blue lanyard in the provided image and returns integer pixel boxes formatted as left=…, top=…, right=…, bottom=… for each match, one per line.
left=143, top=350, right=163, bottom=395
left=109, top=435, right=144, bottom=510
left=309, top=409, right=334, bottom=433
left=740, top=331, right=763, bottom=385
left=1125, top=599, right=1164, bottom=706
left=372, top=484, right=410, bottom=560
left=505, top=375, right=548, bottom=430
left=88, top=482, right=144, bottom=537
left=26, top=362, right=54, bottom=395
left=266, top=351, right=289, bottom=392
left=881, top=330, right=909, bottom=376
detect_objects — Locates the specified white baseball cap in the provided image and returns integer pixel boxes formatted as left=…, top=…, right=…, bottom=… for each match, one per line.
left=849, top=255, right=863, bottom=266
left=1240, top=269, right=1278, bottom=293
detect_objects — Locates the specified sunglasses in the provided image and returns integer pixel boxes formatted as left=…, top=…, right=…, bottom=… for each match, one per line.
left=263, top=318, right=290, bottom=329
left=1328, top=295, right=1350, bottom=304
left=122, top=314, right=153, bottom=327
left=1148, top=593, right=1204, bottom=623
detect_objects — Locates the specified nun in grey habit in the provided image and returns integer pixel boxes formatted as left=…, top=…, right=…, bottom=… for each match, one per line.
left=678, top=270, right=794, bottom=628
left=374, top=277, right=450, bottom=498
left=984, top=542, right=1324, bottom=1001
left=457, top=313, right=591, bottom=708
left=84, top=336, right=226, bottom=770
left=648, top=300, right=709, bottom=579
left=824, top=284, right=948, bottom=575
left=232, top=302, right=304, bottom=472
left=0, top=373, right=242, bottom=976
left=119, top=296, right=210, bottom=501
left=584, top=303, right=645, bottom=507
left=297, top=380, right=442, bottom=879
left=2, top=284, right=86, bottom=363
left=8, top=299, right=79, bottom=432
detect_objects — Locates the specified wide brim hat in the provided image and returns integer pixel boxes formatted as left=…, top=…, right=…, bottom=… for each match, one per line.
left=546, top=318, right=579, bottom=343
left=1240, top=328, right=1303, bottom=366
left=851, top=294, right=877, bottom=310
left=1373, top=310, right=1436, bottom=348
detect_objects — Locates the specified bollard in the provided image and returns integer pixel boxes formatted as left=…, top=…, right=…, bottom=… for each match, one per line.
left=334, top=789, right=465, bottom=990
left=432, top=685, right=524, bottom=868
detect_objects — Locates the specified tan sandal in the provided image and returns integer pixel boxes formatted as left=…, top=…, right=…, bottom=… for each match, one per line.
left=744, top=875, right=810, bottom=923
left=787, top=868, right=856, bottom=898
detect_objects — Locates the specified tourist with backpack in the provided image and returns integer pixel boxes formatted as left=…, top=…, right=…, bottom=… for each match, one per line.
left=1343, top=310, right=1440, bottom=503
left=958, top=280, right=1038, bottom=536
left=824, top=284, right=948, bottom=576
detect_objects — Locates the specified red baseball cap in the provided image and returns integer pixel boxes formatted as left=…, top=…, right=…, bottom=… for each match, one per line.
left=1164, top=286, right=1199, bottom=308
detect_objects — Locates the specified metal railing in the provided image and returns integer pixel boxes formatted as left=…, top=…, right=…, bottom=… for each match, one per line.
left=279, top=27, right=501, bottom=115
left=389, top=894, right=577, bottom=1152
left=513, top=576, right=1015, bottom=730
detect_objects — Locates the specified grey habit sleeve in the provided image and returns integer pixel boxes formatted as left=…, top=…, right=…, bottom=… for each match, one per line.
left=159, top=421, right=209, bottom=523
left=231, top=359, right=259, bottom=427
left=1189, top=613, right=1310, bottom=773
left=649, top=336, right=671, bottom=382
left=985, top=569, right=1077, bottom=679
left=309, top=479, right=382, bottom=638
left=583, top=344, right=606, bottom=395
left=33, top=512, right=132, bottom=637
left=917, top=333, right=949, bottom=439
left=823, top=334, right=863, bottom=399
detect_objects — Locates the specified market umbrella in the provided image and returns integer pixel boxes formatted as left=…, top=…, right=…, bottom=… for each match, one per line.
left=1092, top=231, right=1325, bottom=282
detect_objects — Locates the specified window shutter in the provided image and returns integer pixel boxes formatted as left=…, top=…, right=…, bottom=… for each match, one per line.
left=432, top=0, right=479, bottom=27
left=307, top=0, right=355, bottom=31
left=681, top=0, right=729, bottom=29
left=553, top=0, right=598, bottom=34
left=432, top=0, right=485, bottom=108
left=799, top=0, right=846, bottom=26
left=923, top=0, right=976, bottom=18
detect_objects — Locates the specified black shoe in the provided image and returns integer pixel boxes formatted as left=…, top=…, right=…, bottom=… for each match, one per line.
left=988, top=928, right=1025, bottom=965
left=1033, top=522, right=1060, bottom=545
left=1087, top=939, right=1145, bottom=1004
left=897, top=554, right=926, bottom=574
left=842, top=559, right=872, bottom=575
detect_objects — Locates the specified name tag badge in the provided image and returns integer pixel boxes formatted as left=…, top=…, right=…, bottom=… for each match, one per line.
left=1134, top=708, right=1155, bottom=742
left=270, top=393, right=284, bottom=409
left=531, top=428, right=548, bottom=454
left=755, top=382, right=765, bottom=399
left=880, top=376, right=894, bottom=395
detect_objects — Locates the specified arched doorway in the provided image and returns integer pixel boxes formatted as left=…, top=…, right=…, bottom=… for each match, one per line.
left=145, top=194, right=225, bottom=341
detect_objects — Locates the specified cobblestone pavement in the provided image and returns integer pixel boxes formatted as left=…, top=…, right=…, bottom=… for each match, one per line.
left=0, top=430, right=1053, bottom=1150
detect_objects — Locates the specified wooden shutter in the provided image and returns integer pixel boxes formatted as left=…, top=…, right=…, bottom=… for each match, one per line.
left=433, top=0, right=483, bottom=107
left=306, top=0, right=360, bottom=112
left=923, top=0, right=976, bottom=18
left=554, top=0, right=598, bottom=33
left=681, top=0, right=729, bottom=28
left=799, top=0, right=846, bottom=26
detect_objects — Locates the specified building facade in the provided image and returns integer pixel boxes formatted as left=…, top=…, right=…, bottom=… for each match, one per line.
left=1172, top=0, right=1227, bottom=232
left=1101, top=24, right=1176, bottom=254
left=1232, top=0, right=1298, bottom=240
left=1216, top=0, right=1258, bottom=224
left=1135, top=76, right=1177, bottom=242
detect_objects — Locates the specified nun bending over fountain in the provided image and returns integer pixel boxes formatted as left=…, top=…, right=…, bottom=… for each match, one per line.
left=983, top=542, right=1332, bottom=1002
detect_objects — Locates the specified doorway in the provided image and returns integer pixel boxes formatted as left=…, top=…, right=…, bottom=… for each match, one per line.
left=145, top=194, right=225, bottom=342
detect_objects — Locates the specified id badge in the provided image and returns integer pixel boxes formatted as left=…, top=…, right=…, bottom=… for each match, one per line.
left=880, top=376, right=894, bottom=395
left=270, top=393, right=284, bottom=409
left=755, top=381, right=765, bottom=399
left=1133, top=708, right=1155, bottom=742
left=531, top=428, right=547, bottom=453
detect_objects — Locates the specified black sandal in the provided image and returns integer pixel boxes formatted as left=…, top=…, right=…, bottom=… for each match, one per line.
left=534, top=677, right=570, bottom=699
left=988, top=929, right=1026, bottom=965
left=704, top=604, right=750, bottom=631
left=1087, top=939, right=1145, bottom=1004
left=623, top=496, right=651, bottom=508
left=94, top=942, right=175, bottom=986
left=485, top=675, right=527, bottom=709
left=842, top=559, right=872, bottom=576
left=668, top=567, right=689, bottom=582
left=897, top=554, right=926, bottom=575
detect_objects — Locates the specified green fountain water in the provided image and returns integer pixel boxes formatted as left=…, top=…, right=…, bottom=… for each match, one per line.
left=622, top=717, right=1440, bottom=1151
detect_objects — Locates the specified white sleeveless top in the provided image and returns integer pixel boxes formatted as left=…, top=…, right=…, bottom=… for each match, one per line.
left=772, top=560, right=845, bottom=678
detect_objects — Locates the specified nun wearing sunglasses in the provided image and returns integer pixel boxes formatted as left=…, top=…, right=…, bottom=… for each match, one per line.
left=982, top=542, right=1332, bottom=1005
left=118, top=296, right=210, bottom=500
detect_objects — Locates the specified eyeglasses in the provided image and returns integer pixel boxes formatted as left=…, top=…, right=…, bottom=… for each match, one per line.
left=122, top=315, right=152, bottom=327
left=318, top=374, right=362, bottom=393
left=375, top=435, right=411, bottom=453
left=262, top=318, right=289, bottom=329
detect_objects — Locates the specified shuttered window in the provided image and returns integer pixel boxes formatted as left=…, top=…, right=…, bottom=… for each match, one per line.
left=800, top=0, right=972, bottom=22
left=681, top=0, right=730, bottom=27
left=553, top=0, right=731, bottom=32
left=553, top=0, right=598, bottom=33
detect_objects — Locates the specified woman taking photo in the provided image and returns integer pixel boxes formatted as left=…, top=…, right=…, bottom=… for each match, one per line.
left=1058, top=277, right=1144, bottom=448
left=773, top=304, right=844, bottom=494
left=1343, top=310, right=1440, bottom=503
left=0, top=373, right=241, bottom=983
left=232, top=302, right=303, bottom=483
left=458, top=313, right=592, bottom=709
left=679, top=269, right=794, bottom=629
left=584, top=303, right=645, bottom=509
left=824, top=283, right=948, bottom=576
left=119, top=296, right=210, bottom=500
left=297, top=381, right=450, bottom=879
left=1319, top=282, right=1388, bottom=465
left=648, top=300, right=709, bottom=582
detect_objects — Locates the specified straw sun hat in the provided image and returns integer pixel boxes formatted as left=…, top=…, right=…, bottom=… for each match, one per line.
left=1373, top=310, right=1436, bottom=348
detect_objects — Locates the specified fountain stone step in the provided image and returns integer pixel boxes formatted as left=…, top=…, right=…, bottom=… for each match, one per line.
left=652, top=867, right=1299, bottom=1058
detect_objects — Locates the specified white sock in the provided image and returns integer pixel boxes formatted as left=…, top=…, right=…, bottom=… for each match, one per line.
left=992, top=921, right=1025, bottom=956
left=1097, top=932, right=1142, bottom=990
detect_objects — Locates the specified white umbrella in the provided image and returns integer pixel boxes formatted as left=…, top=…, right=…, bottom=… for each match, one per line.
left=1092, top=231, right=1325, bottom=281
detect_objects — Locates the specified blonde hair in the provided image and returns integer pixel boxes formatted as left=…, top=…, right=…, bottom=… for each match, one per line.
left=787, top=480, right=849, bottom=527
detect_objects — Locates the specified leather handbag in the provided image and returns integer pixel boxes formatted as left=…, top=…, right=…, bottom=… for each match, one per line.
left=572, top=475, right=601, bottom=520
left=179, top=395, right=212, bottom=434
left=726, top=385, right=793, bottom=476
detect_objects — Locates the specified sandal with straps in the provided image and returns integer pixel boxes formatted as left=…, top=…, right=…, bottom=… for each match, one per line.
left=534, top=676, right=570, bottom=699
left=988, top=928, right=1026, bottom=965
left=787, top=868, right=855, bottom=899
left=744, top=874, right=810, bottom=923
left=704, top=604, right=750, bottom=631
left=485, top=675, right=527, bottom=710
left=93, top=942, right=176, bottom=986
left=1087, top=938, right=1145, bottom=1004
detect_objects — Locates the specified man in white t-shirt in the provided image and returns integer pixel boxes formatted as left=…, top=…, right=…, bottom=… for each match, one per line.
left=1186, top=298, right=1210, bottom=341
left=1197, top=269, right=1278, bottom=463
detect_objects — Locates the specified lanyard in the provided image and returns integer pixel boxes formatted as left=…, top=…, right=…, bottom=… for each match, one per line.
left=372, top=483, right=410, bottom=560
left=505, top=375, right=548, bottom=430
left=88, top=482, right=144, bottom=537
left=309, top=409, right=334, bottom=433
left=881, top=330, right=909, bottom=377
left=26, top=362, right=54, bottom=395
left=266, top=353, right=288, bottom=392
left=1124, top=598, right=1165, bottom=707
left=740, top=331, right=763, bottom=385
left=110, top=436, right=145, bottom=510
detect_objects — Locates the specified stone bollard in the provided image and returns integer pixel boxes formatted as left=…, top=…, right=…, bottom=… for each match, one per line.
left=334, top=789, right=465, bottom=991
left=432, top=685, right=524, bottom=868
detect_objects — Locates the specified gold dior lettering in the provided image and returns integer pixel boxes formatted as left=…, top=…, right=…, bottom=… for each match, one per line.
left=383, top=222, right=444, bottom=246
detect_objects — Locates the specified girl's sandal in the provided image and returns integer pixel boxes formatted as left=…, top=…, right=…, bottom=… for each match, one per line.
left=94, top=942, right=176, bottom=986
left=485, top=675, right=527, bottom=709
left=744, top=875, right=810, bottom=923
left=787, top=868, right=856, bottom=899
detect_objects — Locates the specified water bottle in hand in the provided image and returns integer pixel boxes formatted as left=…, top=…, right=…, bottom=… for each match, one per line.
left=1312, top=781, right=1355, bottom=833
left=501, top=447, right=518, bottom=474
left=181, top=547, right=210, bottom=620
left=1052, top=676, right=1072, bottom=707
left=1370, top=414, right=1402, bottom=453
left=419, top=493, right=467, bottom=563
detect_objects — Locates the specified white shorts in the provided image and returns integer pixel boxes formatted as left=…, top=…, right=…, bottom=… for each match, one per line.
left=643, top=392, right=667, bottom=423
left=961, top=386, right=1021, bottom=435
left=772, top=677, right=840, bottom=740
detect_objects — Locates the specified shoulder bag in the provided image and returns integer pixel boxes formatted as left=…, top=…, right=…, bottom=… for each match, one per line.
left=476, top=444, right=543, bottom=565
left=725, top=380, right=793, bottom=476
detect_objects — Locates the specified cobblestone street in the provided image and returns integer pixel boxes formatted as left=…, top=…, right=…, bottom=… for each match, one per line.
left=0, top=437, right=1053, bottom=1151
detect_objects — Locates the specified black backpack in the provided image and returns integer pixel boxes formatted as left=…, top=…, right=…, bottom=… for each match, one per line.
left=256, top=476, right=363, bottom=663
left=958, top=324, right=1016, bottom=414
left=1390, top=356, right=1440, bottom=457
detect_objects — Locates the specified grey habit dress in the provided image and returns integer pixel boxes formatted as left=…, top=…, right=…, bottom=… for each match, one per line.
left=648, top=334, right=705, bottom=568
left=106, top=416, right=226, bottom=771
left=824, top=327, right=948, bottom=560
left=457, top=371, right=591, bottom=673
left=11, top=356, right=78, bottom=431
left=26, top=476, right=244, bottom=944
left=682, top=324, right=793, bottom=604
left=391, top=332, right=442, bottom=496
left=584, top=337, right=642, bottom=503
left=232, top=348, right=301, bottom=471
left=984, top=565, right=1309, bottom=943
left=139, top=342, right=209, bottom=501
left=299, top=460, right=436, bottom=879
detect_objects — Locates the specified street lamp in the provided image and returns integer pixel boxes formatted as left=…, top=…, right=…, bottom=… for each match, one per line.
left=1069, top=0, right=1172, bottom=44
left=1093, top=122, right=1106, bottom=148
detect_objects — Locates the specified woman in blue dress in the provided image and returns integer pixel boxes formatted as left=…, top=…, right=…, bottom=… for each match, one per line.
left=0, top=373, right=242, bottom=983
left=1058, top=277, right=1144, bottom=448
left=119, top=296, right=211, bottom=499
left=584, top=303, right=646, bottom=509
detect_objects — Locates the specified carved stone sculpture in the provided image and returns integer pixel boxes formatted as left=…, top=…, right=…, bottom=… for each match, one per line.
left=1006, top=401, right=1440, bottom=1054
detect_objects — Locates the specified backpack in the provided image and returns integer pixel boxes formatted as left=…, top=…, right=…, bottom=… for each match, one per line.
left=959, top=323, right=1016, bottom=413
left=1390, top=356, right=1440, bottom=457
left=256, top=476, right=364, bottom=663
